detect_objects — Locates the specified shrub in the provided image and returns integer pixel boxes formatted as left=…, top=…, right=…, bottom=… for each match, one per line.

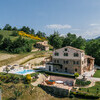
left=71, top=91, right=99, bottom=99
left=44, top=71, right=75, bottom=78
left=10, top=31, right=19, bottom=36
left=25, top=74, right=31, bottom=84
left=75, top=79, right=91, bottom=86
left=74, top=73, right=79, bottom=78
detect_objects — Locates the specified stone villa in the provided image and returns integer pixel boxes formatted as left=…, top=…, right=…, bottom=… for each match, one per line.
left=45, top=46, right=94, bottom=75
left=35, top=41, right=49, bottom=51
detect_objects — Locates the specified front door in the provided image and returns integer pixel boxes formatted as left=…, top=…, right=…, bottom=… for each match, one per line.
left=49, top=66, right=51, bottom=71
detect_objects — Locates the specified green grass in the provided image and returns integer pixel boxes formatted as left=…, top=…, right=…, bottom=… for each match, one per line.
left=1, top=82, right=86, bottom=100
left=79, top=82, right=100, bottom=96
left=0, top=30, right=39, bottom=43
left=93, top=70, right=100, bottom=78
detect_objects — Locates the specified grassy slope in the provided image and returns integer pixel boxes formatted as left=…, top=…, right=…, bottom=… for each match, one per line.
left=1, top=83, right=84, bottom=100
left=0, top=51, right=51, bottom=67
left=0, top=30, right=39, bottom=43
left=93, top=70, right=100, bottom=78
left=79, top=82, right=100, bottom=96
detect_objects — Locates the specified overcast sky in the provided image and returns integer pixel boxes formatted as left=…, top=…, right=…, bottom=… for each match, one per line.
left=0, top=0, right=100, bottom=39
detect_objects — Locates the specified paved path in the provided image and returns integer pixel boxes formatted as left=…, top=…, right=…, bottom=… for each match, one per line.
left=31, top=74, right=47, bottom=86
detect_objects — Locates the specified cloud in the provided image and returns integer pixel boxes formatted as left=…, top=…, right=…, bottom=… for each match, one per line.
left=72, top=28, right=80, bottom=31
left=83, top=27, right=100, bottom=39
left=90, top=24, right=100, bottom=26
left=46, top=24, right=71, bottom=29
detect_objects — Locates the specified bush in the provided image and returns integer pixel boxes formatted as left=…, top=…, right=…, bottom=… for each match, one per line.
left=44, top=71, right=75, bottom=78
left=75, top=79, right=91, bottom=86
left=71, top=91, right=99, bottom=99
left=24, top=74, right=31, bottom=84
left=74, top=73, right=79, bottom=78
left=10, top=31, right=19, bottom=36
left=0, top=74, right=22, bottom=84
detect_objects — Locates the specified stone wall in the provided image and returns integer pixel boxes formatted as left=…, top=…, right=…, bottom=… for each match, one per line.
left=52, top=58, right=81, bottom=74
left=39, top=84, right=69, bottom=97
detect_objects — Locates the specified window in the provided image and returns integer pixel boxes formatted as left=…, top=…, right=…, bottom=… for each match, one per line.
left=66, top=61, right=69, bottom=64
left=74, top=53, right=79, bottom=57
left=75, top=68, right=77, bottom=72
left=64, top=53, right=68, bottom=56
left=65, top=48, right=67, bottom=51
left=65, top=68, right=67, bottom=72
left=77, top=61, right=79, bottom=65
left=73, top=61, right=75, bottom=64
left=57, top=60, right=59, bottom=63
left=56, top=69, right=58, bottom=71
left=73, top=61, right=79, bottom=65
left=63, top=60, right=65, bottom=64
left=55, top=52, right=59, bottom=56
left=60, top=66, right=62, bottom=69
left=54, top=60, right=56, bottom=63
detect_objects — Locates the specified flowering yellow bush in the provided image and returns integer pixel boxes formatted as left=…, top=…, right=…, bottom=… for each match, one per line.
left=25, top=74, right=31, bottom=84
left=18, top=31, right=46, bottom=40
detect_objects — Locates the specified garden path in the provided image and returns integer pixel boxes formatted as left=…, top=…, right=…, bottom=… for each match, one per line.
left=31, top=73, right=47, bottom=86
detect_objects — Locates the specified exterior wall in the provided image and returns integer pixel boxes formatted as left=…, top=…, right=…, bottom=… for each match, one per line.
left=35, top=41, right=49, bottom=51
left=53, top=47, right=84, bottom=60
left=45, top=46, right=94, bottom=75
left=52, top=58, right=82, bottom=74
left=46, top=64, right=53, bottom=71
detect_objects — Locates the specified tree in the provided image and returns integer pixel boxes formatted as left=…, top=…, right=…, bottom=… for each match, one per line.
left=1, top=38, right=12, bottom=50
left=62, top=33, right=77, bottom=47
left=0, top=34, right=3, bottom=44
left=36, top=31, right=46, bottom=37
left=48, top=31, right=63, bottom=49
left=72, top=36, right=86, bottom=50
left=85, top=39, right=100, bottom=65
left=3, top=24, right=12, bottom=30
left=12, top=27, right=17, bottom=31
left=30, top=29, right=35, bottom=35
left=20, top=26, right=30, bottom=34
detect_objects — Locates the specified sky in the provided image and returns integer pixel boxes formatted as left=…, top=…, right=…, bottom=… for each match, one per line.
left=0, top=0, right=100, bottom=39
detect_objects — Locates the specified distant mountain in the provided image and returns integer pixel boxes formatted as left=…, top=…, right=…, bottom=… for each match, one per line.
left=86, top=36, right=100, bottom=41
left=95, top=36, right=100, bottom=39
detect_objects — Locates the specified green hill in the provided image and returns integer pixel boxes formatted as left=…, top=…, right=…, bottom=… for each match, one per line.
left=0, top=30, right=39, bottom=43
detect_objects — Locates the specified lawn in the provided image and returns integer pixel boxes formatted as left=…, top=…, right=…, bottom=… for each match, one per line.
left=1, top=83, right=86, bottom=100
left=93, top=70, right=100, bottom=78
left=79, top=82, right=100, bottom=96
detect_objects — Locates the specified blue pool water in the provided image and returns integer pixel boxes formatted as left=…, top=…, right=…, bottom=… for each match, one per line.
left=16, top=69, right=35, bottom=75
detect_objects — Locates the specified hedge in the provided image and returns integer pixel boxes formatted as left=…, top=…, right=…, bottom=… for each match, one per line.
left=71, top=92, right=99, bottom=99
left=38, top=84, right=69, bottom=97
left=42, top=71, right=75, bottom=78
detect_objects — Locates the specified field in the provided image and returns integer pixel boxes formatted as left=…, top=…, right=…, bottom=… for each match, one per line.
left=93, top=70, right=100, bottom=78
left=79, top=82, right=100, bottom=96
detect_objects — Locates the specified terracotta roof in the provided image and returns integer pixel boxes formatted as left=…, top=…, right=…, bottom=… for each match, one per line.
left=55, top=46, right=84, bottom=52
left=85, top=55, right=95, bottom=59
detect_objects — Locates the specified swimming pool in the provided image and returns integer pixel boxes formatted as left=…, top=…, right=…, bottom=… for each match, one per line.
left=15, top=69, right=35, bottom=75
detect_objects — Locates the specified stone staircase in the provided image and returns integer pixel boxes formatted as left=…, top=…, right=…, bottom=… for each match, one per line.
left=31, top=73, right=47, bottom=86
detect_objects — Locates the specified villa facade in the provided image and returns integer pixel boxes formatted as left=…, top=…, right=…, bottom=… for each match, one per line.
left=45, top=46, right=94, bottom=75
left=35, top=41, right=49, bottom=51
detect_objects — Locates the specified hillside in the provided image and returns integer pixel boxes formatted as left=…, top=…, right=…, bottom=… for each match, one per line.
left=0, top=30, right=40, bottom=43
